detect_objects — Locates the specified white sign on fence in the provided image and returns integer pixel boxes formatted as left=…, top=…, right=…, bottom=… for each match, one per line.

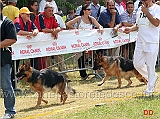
left=12, top=28, right=137, bottom=60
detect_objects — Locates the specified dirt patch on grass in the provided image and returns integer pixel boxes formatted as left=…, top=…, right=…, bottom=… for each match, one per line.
left=0, top=71, right=160, bottom=119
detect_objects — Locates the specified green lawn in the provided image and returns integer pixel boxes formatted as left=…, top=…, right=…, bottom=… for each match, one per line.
left=54, top=95, right=160, bottom=119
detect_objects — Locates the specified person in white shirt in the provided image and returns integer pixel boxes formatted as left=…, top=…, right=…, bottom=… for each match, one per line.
left=54, top=13, right=66, bottom=29
left=134, top=0, right=141, bottom=11
left=38, top=0, right=58, bottom=13
left=124, top=0, right=160, bottom=95
left=100, top=0, right=107, bottom=13
left=115, top=0, right=125, bottom=15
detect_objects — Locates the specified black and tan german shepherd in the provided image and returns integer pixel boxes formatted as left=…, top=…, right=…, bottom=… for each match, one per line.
left=93, top=54, right=148, bottom=88
left=16, top=61, right=76, bottom=108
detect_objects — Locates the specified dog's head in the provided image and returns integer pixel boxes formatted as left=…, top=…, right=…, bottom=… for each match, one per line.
left=93, top=53, right=103, bottom=70
left=93, top=53, right=116, bottom=70
left=16, top=61, right=32, bottom=80
left=61, top=73, right=76, bottom=95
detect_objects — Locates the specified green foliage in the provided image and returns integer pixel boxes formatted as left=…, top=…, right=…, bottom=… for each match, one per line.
left=99, top=0, right=104, bottom=6
left=55, top=0, right=76, bottom=10
left=16, top=0, right=28, bottom=9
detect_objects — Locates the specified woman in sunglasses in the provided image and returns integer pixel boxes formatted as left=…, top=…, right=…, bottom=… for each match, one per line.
left=66, top=4, right=103, bottom=31
left=66, top=4, right=103, bottom=80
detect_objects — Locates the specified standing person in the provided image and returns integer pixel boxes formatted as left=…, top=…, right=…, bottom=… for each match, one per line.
left=65, top=9, right=76, bottom=23
left=134, top=0, right=141, bottom=11
left=115, top=0, right=125, bottom=15
left=90, top=0, right=101, bottom=20
left=2, top=0, right=19, bottom=90
left=99, top=0, right=108, bottom=13
left=27, top=0, right=38, bottom=22
left=120, top=1, right=136, bottom=59
left=38, top=0, right=58, bottom=13
left=14, top=7, right=39, bottom=38
left=2, top=0, right=19, bottom=21
left=121, top=0, right=129, bottom=10
left=0, top=1, right=16, bottom=118
left=34, top=3, right=61, bottom=70
left=75, top=0, right=91, bottom=16
left=27, top=0, right=39, bottom=70
left=66, top=4, right=103, bottom=80
left=98, top=0, right=121, bottom=56
left=48, top=13, right=67, bottom=71
left=14, top=7, right=39, bottom=71
left=123, top=0, right=160, bottom=95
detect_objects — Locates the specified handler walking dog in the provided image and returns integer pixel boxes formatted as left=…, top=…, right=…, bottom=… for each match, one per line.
left=93, top=54, right=148, bottom=88
left=16, top=61, right=76, bottom=108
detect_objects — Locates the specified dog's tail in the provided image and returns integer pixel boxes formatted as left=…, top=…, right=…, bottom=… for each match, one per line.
left=65, top=81, right=76, bottom=95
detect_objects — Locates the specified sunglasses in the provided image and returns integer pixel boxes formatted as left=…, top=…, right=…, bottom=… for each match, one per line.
left=85, top=8, right=91, bottom=11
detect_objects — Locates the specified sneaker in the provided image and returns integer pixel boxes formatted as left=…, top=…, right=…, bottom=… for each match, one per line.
left=143, top=91, right=153, bottom=97
left=1, top=113, right=15, bottom=118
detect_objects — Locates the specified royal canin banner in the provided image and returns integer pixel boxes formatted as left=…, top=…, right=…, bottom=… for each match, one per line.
left=11, top=28, right=137, bottom=60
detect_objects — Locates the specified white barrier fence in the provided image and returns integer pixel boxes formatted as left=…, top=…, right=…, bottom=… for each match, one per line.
left=12, top=28, right=138, bottom=60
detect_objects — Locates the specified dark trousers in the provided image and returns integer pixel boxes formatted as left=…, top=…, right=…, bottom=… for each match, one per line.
left=11, top=60, right=20, bottom=89
left=30, top=58, right=38, bottom=70
left=78, top=52, right=87, bottom=78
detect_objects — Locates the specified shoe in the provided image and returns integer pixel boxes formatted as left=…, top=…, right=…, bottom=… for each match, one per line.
left=1, top=113, right=15, bottom=118
left=143, top=91, right=153, bottom=97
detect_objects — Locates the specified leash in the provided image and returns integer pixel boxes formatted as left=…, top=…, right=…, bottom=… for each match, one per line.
left=45, top=30, right=133, bottom=70
left=110, top=29, right=134, bottom=58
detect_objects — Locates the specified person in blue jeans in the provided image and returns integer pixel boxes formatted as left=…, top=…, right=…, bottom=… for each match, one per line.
left=0, top=1, right=17, bottom=118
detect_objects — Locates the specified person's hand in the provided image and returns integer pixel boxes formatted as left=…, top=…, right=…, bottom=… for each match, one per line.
left=110, top=9, right=116, bottom=15
left=123, top=27, right=132, bottom=34
left=32, top=29, right=39, bottom=36
left=113, top=26, right=118, bottom=34
left=51, top=27, right=61, bottom=39
left=26, top=32, right=32, bottom=40
left=141, top=3, right=149, bottom=15
left=53, top=34, right=58, bottom=39
left=97, top=26, right=104, bottom=35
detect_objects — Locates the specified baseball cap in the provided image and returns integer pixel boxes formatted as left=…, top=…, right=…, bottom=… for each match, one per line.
left=8, top=0, right=17, bottom=3
left=19, top=7, right=33, bottom=14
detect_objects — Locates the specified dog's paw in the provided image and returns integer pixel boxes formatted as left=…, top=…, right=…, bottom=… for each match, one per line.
left=117, top=86, right=121, bottom=89
left=124, top=85, right=130, bottom=88
left=97, top=82, right=104, bottom=86
left=35, top=105, right=40, bottom=108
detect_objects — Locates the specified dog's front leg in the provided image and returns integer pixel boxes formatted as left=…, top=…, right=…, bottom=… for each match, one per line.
left=117, top=75, right=122, bottom=88
left=61, top=92, right=68, bottom=104
left=35, top=91, right=43, bottom=108
left=98, top=75, right=110, bottom=86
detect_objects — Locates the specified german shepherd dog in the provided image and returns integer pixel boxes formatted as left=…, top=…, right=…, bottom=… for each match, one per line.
left=16, top=61, right=76, bottom=108
left=93, top=54, right=148, bottom=88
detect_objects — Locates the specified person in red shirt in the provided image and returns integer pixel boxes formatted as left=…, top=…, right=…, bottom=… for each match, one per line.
left=34, top=3, right=61, bottom=70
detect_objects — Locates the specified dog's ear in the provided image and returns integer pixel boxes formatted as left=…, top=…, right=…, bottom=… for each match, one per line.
left=25, top=60, right=31, bottom=70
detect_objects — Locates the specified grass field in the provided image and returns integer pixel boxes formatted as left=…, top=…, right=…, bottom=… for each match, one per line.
left=0, top=67, right=160, bottom=119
